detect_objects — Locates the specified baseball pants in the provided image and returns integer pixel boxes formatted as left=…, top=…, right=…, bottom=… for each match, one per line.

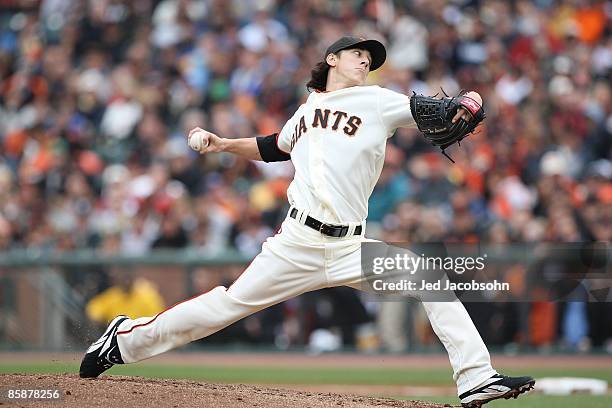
left=116, top=209, right=496, bottom=395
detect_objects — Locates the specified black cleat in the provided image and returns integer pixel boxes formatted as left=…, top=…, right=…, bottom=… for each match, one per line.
left=79, top=315, right=128, bottom=378
left=460, top=373, right=536, bottom=407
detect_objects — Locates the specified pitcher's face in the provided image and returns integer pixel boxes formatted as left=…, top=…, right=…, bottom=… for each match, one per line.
left=329, top=48, right=372, bottom=86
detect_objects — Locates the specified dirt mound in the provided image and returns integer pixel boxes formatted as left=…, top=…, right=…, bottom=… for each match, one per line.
left=0, top=374, right=451, bottom=408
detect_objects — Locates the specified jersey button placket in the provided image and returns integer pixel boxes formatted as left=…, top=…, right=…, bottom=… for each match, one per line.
left=310, top=130, right=325, bottom=196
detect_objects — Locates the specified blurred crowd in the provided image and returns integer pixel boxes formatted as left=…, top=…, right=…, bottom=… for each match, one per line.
left=0, top=0, right=610, bottom=351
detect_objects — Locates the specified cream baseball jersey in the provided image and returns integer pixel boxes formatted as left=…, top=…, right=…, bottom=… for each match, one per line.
left=276, top=85, right=416, bottom=224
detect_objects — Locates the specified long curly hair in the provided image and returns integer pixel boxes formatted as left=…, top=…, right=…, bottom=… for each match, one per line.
left=306, top=61, right=330, bottom=92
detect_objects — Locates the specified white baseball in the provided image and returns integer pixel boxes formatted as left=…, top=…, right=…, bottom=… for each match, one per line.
left=188, top=130, right=209, bottom=151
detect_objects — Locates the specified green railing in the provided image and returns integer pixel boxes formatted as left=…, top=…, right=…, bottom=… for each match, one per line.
left=1, top=243, right=609, bottom=267
left=0, top=249, right=252, bottom=267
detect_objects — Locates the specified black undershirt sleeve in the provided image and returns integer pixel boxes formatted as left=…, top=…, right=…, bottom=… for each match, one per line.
left=256, top=133, right=291, bottom=162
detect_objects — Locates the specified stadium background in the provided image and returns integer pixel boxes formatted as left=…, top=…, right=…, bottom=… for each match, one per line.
left=0, top=0, right=610, bottom=407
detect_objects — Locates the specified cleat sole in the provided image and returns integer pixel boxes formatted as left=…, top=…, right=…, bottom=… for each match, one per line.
left=462, top=380, right=535, bottom=408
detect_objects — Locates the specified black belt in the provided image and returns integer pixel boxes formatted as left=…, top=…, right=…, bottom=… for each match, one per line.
left=289, top=208, right=362, bottom=237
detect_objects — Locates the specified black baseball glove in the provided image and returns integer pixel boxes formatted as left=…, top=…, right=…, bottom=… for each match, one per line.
left=409, top=92, right=485, bottom=162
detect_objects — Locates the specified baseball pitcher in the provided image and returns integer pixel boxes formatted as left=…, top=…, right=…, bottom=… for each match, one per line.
left=80, top=36, right=534, bottom=408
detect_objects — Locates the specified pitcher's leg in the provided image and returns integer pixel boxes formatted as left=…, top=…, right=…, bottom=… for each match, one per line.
left=421, top=300, right=495, bottom=394
left=116, top=232, right=325, bottom=363
left=116, top=286, right=266, bottom=363
left=329, top=239, right=495, bottom=394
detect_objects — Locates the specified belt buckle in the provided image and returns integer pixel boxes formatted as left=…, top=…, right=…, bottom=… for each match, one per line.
left=320, top=223, right=335, bottom=236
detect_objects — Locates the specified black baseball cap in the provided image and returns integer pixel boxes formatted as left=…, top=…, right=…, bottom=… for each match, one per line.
left=325, top=36, right=387, bottom=71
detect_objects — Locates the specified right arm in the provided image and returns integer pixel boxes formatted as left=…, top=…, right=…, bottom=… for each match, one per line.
left=187, top=127, right=261, bottom=160
left=187, top=127, right=290, bottom=162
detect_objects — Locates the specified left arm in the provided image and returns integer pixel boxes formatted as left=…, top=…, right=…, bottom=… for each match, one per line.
left=409, top=90, right=485, bottom=162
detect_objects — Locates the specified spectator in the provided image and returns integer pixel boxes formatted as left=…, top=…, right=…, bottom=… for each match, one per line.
left=86, top=271, right=165, bottom=326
